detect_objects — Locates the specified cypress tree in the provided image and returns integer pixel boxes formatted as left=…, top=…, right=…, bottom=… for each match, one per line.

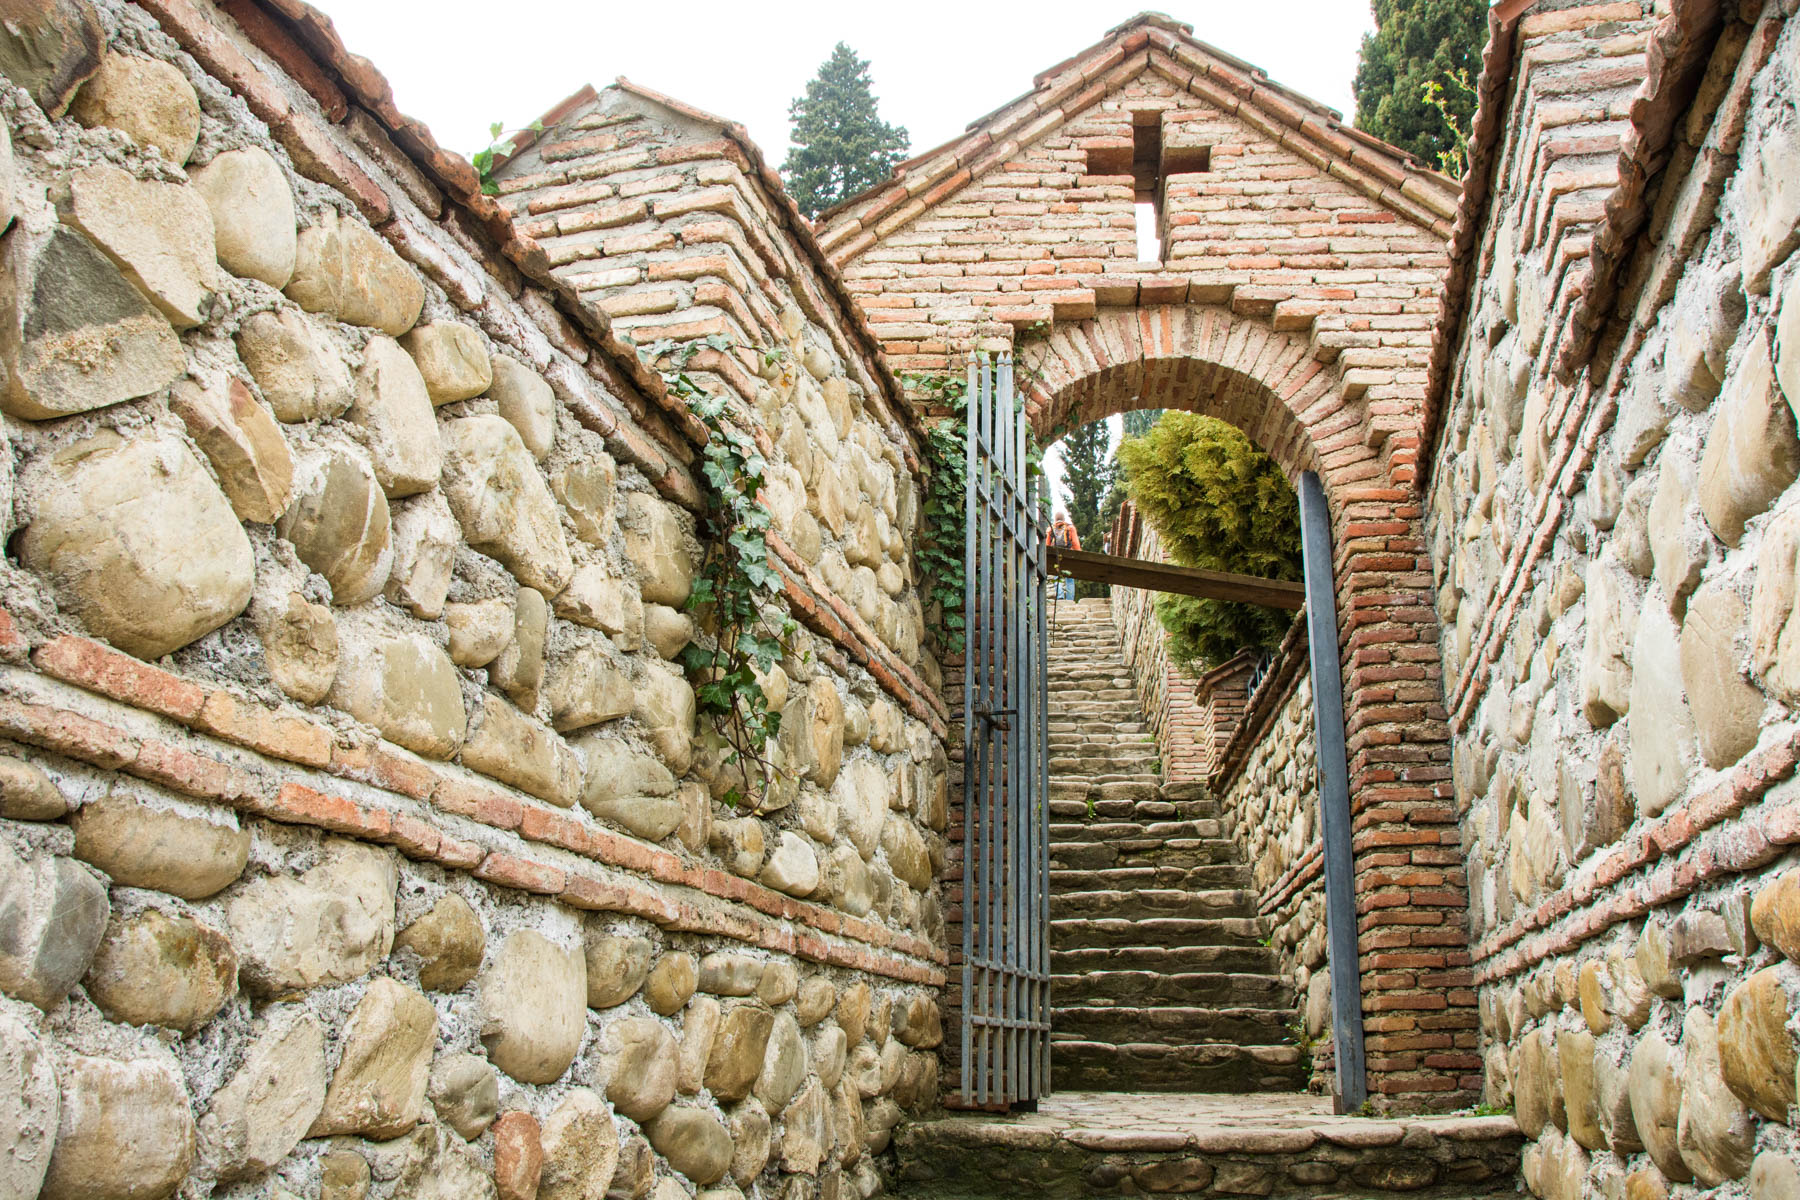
left=782, top=44, right=910, bottom=219
left=1059, top=418, right=1117, bottom=598
left=1352, top=0, right=1487, bottom=173
left=1118, top=413, right=1302, bottom=670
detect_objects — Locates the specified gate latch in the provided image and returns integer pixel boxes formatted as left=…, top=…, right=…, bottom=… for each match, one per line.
left=976, top=707, right=1015, bottom=730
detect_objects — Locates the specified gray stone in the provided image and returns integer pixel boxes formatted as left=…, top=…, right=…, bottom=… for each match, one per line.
left=647, top=1106, right=733, bottom=1186
left=577, top=736, right=682, bottom=837
left=228, top=840, right=397, bottom=996
left=189, top=146, right=296, bottom=288
left=329, top=618, right=467, bottom=758
left=70, top=51, right=197, bottom=163
left=828, top=844, right=874, bottom=917
left=834, top=757, right=889, bottom=861
left=1781, top=266, right=1800, bottom=415
left=1669, top=909, right=1732, bottom=966
left=394, top=1117, right=497, bottom=1200
left=761, top=831, right=821, bottom=898
left=538, top=1088, right=619, bottom=1200
left=645, top=952, right=697, bottom=1016
left=462, top=692, right=580, bottom=807
left=286, top=208, right=424, bottom=336
left=1614, top=369, right=1674, bottom=467
left=1648, top=448, right=1709, bottom=607
left=489, top=356, right=556, bottom=459
left=0, top=842, right=108, bottom=1011
left=350, top=335, right=442, bottom=498
left=446, top=598, right=513, bottom=668
left=1666, top=267, right=1743, bottom=411
left=1717, top=966, right=1797, bottom=1121
left=310, top=977, right=437, bottom=1139
left=0, top=0, right=100, bottom=117
left=236, top=307, right=353, bottom=423
left=1581, top=556, right=1637, bottom=726
left=599, top=1016, right=679, bottom=1122
left=59, top=164, right=216, bottom=328
left=84, top=907, right=235, bottom=1032
left=395, top=893, right=485, bottom=993
left=755, top=1012, right=807, bottom=1112
left=22, top=431, right=254, bottom=658
left=0, top=1009, right=57, bottom=1199
left=72, top=788, right=249, bottom=899
left=402, top=322, right=491, bottom=405
left=1677, top=1006, right=1755, bottom=1186
left=778, top=1078, right=830, bottom=1175
left=544, top=635, right=634, bottom=733
left=442, top=415, right=573, bottom=594
left=1700, top=333, right=1800, bottom=547
left=279, top=444, right=394, bottom=606
left=632, top=664, right=696, bottom=774
left=385, top=490, right=459, bottom=619
left=200, top=1006, right=327, bottom=1180
left=810, top=1025, right=848, bottom=1090
left=1681, top=578, right=1763, bottom=768
left=758, top=960, right=798, bottom=1008
left=1628, top=596, right=1694, bottom=817
left=584, top=932, right=652, bottom=1008
left=700, top=953, right=764, bottom=997
left=39, top=1052, right=196, bottom=1200
left=728, top=1099, right=772, bottom=1188
left=427, top=1053, right=498, bottom=1141
left=1739, top=117, right=1800, bottom=293
left=1627, top=1031, right=1690, bottom=1182
left=622, top=492, right=694, bottom=606
left=0, top=756, right=69, bottom=821
left=480, top=930, right=586, bottom=1084
left=551, top=453, right=615, bottom=545
left=1753, top=505, right=1800, bottom=704
left=489, top=586, right=548, bottom=711
left=170, top=374, right=293, bottom=523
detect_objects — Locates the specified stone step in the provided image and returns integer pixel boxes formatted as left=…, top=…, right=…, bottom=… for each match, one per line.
left=1047, top=800, right=1220, bottom=824
left=1048, top=863, right=1252, bottom=891
left=1051, top=970, right=1291, bottom=1008
left=893, top=1094, right=1526, bottom=1200
left=1049, top=1041, right=1310, bottom=1093
left=1051, top=943, right=1278, bottom=975
left=1050, top=888, right=1259, bottom=922
left=1050, top=1004, right=1295, bottom=1046
left=1048, top=818, right=1223, bottom=841
left=1049, top=841, right=1242, bottom=872
left=1050, top=916, right=1273, bottom=950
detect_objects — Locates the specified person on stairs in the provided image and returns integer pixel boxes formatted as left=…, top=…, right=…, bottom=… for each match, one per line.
left=1048, top=510, right=1080, bottom=600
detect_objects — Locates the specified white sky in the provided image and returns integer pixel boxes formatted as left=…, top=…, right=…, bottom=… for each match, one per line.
left=306, top=1, right=1380, bottom=509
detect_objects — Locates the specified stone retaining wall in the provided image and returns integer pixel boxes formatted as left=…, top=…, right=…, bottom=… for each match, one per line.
left=0, top=3, right=947, bottom=1198
left=1428, top=2, right=1800, bottom=1196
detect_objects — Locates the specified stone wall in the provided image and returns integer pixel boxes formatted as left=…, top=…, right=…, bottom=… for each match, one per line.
left=0, top=3, right=948, bottom=1199
left=1106, top=511, right=1216, bottom=782
left=1427, top=2, right=1800, bottom=1195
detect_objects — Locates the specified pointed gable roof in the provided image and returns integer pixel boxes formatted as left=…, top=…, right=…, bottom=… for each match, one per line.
left=815, top=12, right=1462, bottom=262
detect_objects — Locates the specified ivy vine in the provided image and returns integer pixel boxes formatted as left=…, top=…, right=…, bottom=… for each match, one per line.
left=907, top=374, right=968, bottom=658
left=635, top=334, right=796, bottom=809
left=472, top=119, right=543, bottom=195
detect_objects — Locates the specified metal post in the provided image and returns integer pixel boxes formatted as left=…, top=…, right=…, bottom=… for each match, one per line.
left=1297, top=470, right=1367, bottom=1113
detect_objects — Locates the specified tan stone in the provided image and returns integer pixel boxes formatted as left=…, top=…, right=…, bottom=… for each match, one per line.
left=797, top=977, right=837, bottom=1027
left=463, top=692, right=580, bottom=807
left=1677, top=1006, right=1756, bottom=1186
left=320, top=1149, right=371, bottom=1200
left=537, top=1089, right=619, bottom=1200
left=446, top=598, right=513, bottom=668
left=551, top=452, right=615, bottom=544
left=1635, top=921, right=1683, bottom=999
left=171, top=374, right=293, bottom=523
left=310, top=978, right=436, bottom=1138
left=228, top=840, right=397, bottom=996
left=236, top=307, right=353, bottom=423
left=260, top=591, right=338, bottom=703
left=22, top=432, right=255, bottom=658
left=394, top=1120, right=495, bottom=1200
left=402, top=322, right=492, bottom=405
left=349, top=335, right=443, bottom=498
left=785, top=677, right=846, bottom=789
left=728, top=1099, right=772, bottom=1188
left=837, top=981, right=872, bottom=1045
left=84, top=907, right=236, bottom=1032
left=396, top=893, right=485, bottom=993
left=200, top=1006, right=327, bottom=1180
left=754, top=1012, right=807, bottom=1112
left=1628, top=596, right=1695, bottom=817
left=707, top=1004, right=776, bottom=1102
left=286, top=208, right=424, bottom=336
left=442, top=415, right=573, bottom=594
left=600, top=1016, right=680, bottom=1122
left=700, top=953, right=764, bottom=997
left=1701, top=333, right=1800, bottom=546
left=1718, top=967, right=1798, bottom=1121
left=1753, top=1153, right=1800, bottom=1200
left=555, top=566, right=643, bottom=647
left=584, top=932, right=652, bottom=1008
left=1781, top=267, right=1800, bottom=414
left=1582, top=556, right=1637, bottom=726
left=492, top=1111, right=541, bottom=1200
left=70, top=50, right=197, bottom=162
left=711, top=817, right=766, bottom=879
left=892, top=995, right=943, bottom=1049
left=544, top=636, right=634, bottom=733
left=680, top=996, right=722, bottom=1094
left=1754, top=870, right=1800, bottom=964
left=279, top=444, right=394, bottom=605
left=881, top=814, right=932, bottom=890
left=778, top=1078, right=830, bottom=1175
left=1648, top=447, right=1710, bottom=606
left=189, top=146, right=296, bottom=288
left=0, top=1010, right=58, bottom=1198
left=577, top=736, right=682, bottom=838
left=0, top=756, right=69, bottom=821
left=1560, top=1029, right=1603, bottom=1151
left=644, top=604, right=695, bottom=660
left=1515, top=1027, right=1557, bottom=1138
left=622, top=491, right=694, bottom=606
left=329, top=619, right=467, bottom=759
left=646, top=952, right=698, bottom=1016
left=59, top=164, right=216, bottom=328
left=1739, top=117, right=1800, bottom=292
left=1754, top=505, right=1800, bottom=704
left=633, top=663, right=697, bottom=774
left=72, top=788, right=249, bottom=899
left=489, top=356, right=556, bottom=459
left=490, top=586, right=548, bottom=710
left=647, top=1106, right=733, bottom=1186
left=380, top=493, right=456, bottom=618
left=39, top=1052, right=196, bottom=1200
left=0, top=222, right=183, bottom=419
left=833, top=757, right=889, bottom=861
left=609, top=1136, right=654, bottom=1200
left=481, top=930, right=586, bottom=1084
left=0, top=843, right=108, bottom=1011
left=759, top=960, right=798, bottom=1007
left=1681, top=578, right=1763, bottom=768
left=428, top=1053, right=498, bottom=1141
left=761, top=831, right=821, bottom=897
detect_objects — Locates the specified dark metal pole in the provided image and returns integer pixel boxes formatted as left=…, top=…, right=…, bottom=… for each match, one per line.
left=1298, top=470, right=1367, bottom=1113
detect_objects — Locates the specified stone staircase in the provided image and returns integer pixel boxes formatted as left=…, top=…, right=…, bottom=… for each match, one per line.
left=1043, top=599, right=1306, bottom=1093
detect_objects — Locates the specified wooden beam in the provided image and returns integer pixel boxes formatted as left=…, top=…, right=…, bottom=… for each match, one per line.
left=1047, top=547, right=1305, bottom=610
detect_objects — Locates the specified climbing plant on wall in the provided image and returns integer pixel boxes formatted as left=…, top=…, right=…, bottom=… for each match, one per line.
left=1118, top=412, right=1302, bottom=671
left=636, top=334, right=795, bottom=808
left=907, top=373, right=968, bottom=657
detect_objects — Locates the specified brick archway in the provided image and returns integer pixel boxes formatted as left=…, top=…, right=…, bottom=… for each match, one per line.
left=1022, top=304, right=1475, bottom=1107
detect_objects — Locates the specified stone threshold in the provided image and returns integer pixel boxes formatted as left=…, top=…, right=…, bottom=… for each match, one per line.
left=893, top=1091, right=1523, bottom=1198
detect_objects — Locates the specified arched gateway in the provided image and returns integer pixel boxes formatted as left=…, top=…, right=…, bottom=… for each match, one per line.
left=821, top=13, right=1474, bottom=1107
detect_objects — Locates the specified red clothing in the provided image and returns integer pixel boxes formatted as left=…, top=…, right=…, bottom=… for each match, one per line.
left=1048, top=519, right=1081, bottom=550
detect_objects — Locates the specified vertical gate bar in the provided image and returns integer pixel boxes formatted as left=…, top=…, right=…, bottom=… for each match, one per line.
left=960, top=355, right=977, bottom=1106
left=1004, top=354, right=1021, bottom=1101
left=989, top=352, right=1006, bottom=1103
left=983, top=354, right=1001, bottom=1106
left=1037, top=466, right=1051, bottom=1094
left=978, top=353, right=994, bottom=1107
left=1298, top=470, right=1367, bottom=1113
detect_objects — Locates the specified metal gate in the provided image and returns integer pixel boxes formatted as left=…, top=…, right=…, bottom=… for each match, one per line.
left=960, top=352, right=1051, bottom=1108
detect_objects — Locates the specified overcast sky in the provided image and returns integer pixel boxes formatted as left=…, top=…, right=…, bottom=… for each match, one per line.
left=306, top=1, right=1382, bottom=509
